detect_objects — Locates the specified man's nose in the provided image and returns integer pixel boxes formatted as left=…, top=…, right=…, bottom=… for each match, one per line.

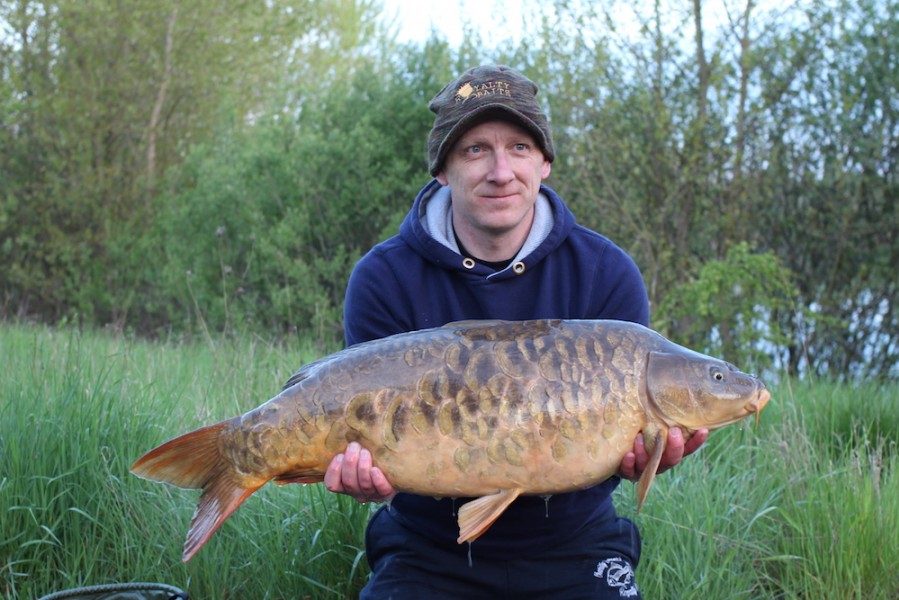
left=487, top=150, right=514, bottom=184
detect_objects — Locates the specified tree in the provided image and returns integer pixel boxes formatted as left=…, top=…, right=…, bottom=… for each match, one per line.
left=0, top=0, right=373, bottom=327
left=144, top=52, right=440, bottom=340
left=756, top=0, right=899, bottom=378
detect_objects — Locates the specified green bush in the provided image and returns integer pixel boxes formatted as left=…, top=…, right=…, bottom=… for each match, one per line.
left=655, top=243, right=800, bottom=372
left=135, top=67, right=433, bottom=342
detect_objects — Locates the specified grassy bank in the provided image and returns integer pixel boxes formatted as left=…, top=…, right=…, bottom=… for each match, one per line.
left=1, top=324, right=897, bottom=598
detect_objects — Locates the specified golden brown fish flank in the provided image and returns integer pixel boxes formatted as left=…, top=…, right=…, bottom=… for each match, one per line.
left=130, top=319, right=770, bottom=561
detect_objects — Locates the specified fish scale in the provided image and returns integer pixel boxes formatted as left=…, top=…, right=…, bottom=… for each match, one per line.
left=131, top=318, right=770, bottom=562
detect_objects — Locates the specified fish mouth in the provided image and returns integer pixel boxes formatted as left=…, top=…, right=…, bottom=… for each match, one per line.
left=709, top=385, right=772, bottom=429
left=745, top=386, right=772, bottom=426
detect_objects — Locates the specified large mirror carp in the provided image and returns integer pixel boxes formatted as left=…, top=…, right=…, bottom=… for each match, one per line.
left=131, top=319, right=770, bottom=561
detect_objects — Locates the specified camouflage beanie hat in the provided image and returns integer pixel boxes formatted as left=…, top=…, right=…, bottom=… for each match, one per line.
left=427, top=65, right=555, bottom=176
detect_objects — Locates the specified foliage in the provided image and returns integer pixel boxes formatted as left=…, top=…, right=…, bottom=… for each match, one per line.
left=655, top=242, right=799, bottom=371
left=142, top=62, right=435, bottom=341
left=2, top=324, right=897, bottom=598
left=0, top=0, right=387, bottom=334
left=522, top=0, right=899, bottom=379
left=755, top=0, right=899, bottom=379
left=1, top=0, right=898, bottom=377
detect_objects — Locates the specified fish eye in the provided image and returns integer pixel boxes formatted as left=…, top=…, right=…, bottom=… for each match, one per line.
left=710, top=367, right=726, bottom=382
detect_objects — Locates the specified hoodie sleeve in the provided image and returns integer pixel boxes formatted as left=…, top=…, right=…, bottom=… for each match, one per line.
left=343, top=247, right=413, bottom=347
left=594, top=241, right=650, bottom=327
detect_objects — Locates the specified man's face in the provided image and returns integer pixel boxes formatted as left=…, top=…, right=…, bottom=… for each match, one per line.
left=436, top=119, right=552, bottom=246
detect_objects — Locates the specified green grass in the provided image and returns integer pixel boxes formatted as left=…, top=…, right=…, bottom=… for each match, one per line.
left=1, top=324, right=370, bottom=599
left=2, top=324, right=897, bottom=598
left=618, top=380, right=899, bottom=599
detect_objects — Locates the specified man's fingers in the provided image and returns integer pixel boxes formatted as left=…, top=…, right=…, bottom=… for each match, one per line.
left=683, top=428, right=709, bottom=456
left=370, top=467, right=397, bottom=501
left=355, top=445, right=375, bottom=495
left=617, top=451, right=638, bottom=481
left=619, top=427, right=710, bottom=481
left=322, top=442, right=397, bottom=503
left=340, top=442, right=362, bottom=493
left=632, top=433, right=647, bottom=473
left=324, top=453, right=345, bottom=493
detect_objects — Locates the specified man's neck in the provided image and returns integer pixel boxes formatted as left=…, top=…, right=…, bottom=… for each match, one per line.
left=451, top=208, right=535, bottom=264
left=452, top=230, right=515, bottom=270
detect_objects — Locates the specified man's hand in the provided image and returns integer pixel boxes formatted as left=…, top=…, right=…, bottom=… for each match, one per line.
left=324, top=442, right=396, bottom=503
left=617, top=427, right=709, bottom=481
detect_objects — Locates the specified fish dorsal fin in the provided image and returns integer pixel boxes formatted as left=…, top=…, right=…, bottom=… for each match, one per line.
left=282, top=355, right=335, bottom=390
left=282, top=369, right=310, bottom=390
left=636, top=425, right=668, bottom=512
left=456, top=488, right=522, bottom=544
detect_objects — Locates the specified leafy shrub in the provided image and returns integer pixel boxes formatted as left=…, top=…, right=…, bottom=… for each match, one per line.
left=655, top=243, right=799, bottom=371
left=137, top=67, right=433, bottom=342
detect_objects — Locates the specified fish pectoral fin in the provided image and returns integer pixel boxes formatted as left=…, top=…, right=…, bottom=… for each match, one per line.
left=274, top=469, right=325, bottom=485
left=636, top=426, right=668, bottom=513
left=456, top=488, right=522, bottom=544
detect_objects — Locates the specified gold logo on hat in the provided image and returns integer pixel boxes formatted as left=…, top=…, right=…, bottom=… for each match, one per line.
left=455, top=82, right=474, bottom=102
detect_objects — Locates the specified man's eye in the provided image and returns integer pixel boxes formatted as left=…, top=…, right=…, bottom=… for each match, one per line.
left=515, top=143, right=529, bottom=152
left=468, top=145, right=482, bottom=154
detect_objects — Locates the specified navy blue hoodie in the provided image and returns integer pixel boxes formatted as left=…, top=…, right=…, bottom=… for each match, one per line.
left=343, top=180, right=649, bottom=559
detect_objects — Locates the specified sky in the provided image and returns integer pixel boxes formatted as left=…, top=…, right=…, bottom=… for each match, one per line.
left=380, top=0, right=527, bottom=47
left=379, top=0, right=789, bottom=49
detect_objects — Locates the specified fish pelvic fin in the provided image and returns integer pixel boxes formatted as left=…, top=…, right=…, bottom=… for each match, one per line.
left=636, top=425, right=668, bottom=512
left=456, top=488, right=522, bottom=544
left=130, top=420, right=265, bottom=562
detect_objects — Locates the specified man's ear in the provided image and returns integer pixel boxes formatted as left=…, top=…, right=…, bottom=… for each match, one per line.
left=436, top=171, right=449, bottom=186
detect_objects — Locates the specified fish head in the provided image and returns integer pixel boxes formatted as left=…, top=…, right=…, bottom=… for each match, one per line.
left=645, top=350, right=771, bottom=431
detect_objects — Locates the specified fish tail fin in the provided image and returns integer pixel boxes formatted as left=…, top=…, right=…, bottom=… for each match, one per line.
left=131, top=421, right=230, bottom=489
left=182, top=468, right=263, bottom=562
left=636, top=426, right=667, bottom=512
left=130, top=420, right=265, bottom=562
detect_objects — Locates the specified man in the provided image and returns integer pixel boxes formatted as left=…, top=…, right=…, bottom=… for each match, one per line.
left=324, top=65, right=707, bottom=599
